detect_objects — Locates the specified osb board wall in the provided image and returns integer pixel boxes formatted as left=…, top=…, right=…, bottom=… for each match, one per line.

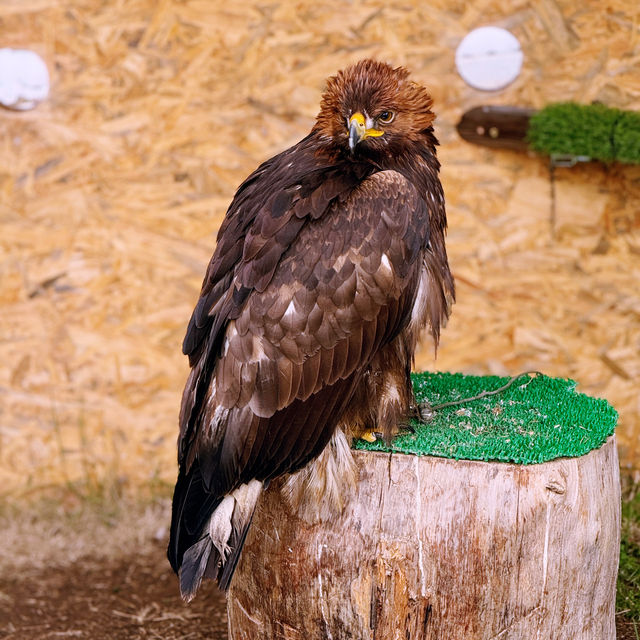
left=0, top=0, right=638, bottom=498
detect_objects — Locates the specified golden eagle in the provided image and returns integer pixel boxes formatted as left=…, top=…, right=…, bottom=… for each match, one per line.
left=168, top=59, right=454, bottom=600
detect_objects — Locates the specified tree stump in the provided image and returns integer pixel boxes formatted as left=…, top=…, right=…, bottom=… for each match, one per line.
left=227, top=373, right=621, bottom=640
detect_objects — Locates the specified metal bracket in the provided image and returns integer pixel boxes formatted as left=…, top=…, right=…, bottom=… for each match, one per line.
left=550, top=154, right=592, bottom=168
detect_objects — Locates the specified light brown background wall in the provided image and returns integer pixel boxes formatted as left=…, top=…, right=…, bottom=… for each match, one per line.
left=1, top=0, right=638, bottom=498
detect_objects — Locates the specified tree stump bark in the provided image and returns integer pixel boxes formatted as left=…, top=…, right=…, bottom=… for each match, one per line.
left=227, top=435, right=620, bottom=640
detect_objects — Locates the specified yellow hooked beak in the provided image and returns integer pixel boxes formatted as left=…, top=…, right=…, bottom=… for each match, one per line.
left=348, top=112, right=384, bottom=151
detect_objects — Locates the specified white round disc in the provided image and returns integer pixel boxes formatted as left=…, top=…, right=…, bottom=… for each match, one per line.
left=455, top=27, right=523, bottom=91
left=0, top=48, right=50, bottom=110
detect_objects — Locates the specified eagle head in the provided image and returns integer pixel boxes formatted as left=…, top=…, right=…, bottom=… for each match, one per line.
left=313, top=59, right=437, bottom=159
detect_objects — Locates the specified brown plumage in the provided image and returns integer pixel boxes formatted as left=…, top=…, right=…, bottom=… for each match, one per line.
left=168, top=59, right=454, bottom=600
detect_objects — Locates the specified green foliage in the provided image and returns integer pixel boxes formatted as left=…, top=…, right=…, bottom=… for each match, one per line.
left=619, top=489, right=640, bottom=622
left=527, top=102, right=640, bottom=165
left=614, top=109, right=640, bottom=165
left=354, top=372, right=617, bottom=464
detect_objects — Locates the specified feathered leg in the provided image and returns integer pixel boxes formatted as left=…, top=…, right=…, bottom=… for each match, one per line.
left=282, top=428, right=358, bottom=524
left=168, top=461, right=263, bottom=600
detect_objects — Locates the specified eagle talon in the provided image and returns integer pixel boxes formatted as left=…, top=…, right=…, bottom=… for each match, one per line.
left=417, top=401, right=436, bottom=423
left=398, top=422, right=416, bottom=434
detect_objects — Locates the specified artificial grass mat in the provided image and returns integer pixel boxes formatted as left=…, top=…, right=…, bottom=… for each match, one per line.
left=353, top=372, right=617, bottom=465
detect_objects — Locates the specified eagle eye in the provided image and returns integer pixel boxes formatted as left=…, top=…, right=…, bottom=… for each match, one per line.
left=377, top=110, right=395, bottom=124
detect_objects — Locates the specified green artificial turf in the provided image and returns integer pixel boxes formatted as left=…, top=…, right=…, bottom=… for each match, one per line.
left=527, top=102, right=640, bottom=165
left=354, top=372, right=617, bottom=465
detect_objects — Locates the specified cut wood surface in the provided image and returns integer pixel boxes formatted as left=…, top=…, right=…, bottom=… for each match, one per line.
left=228, top=436, right=621, bottom=640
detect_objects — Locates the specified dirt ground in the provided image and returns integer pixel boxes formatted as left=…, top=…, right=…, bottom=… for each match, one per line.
left=0, top=498, right=636, bottom=640
left=0, top=499, right=228, bottom=640
left=0, top=544, right=227, bottom=640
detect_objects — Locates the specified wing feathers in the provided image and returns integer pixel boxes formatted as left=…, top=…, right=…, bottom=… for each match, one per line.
left=215, top=170, right=428, bottom=417
left=300, top=349, right=322, bottom=400
left=250, top=359, right=279, bottom=417
left=172, top=166, right=435, bottom=593
left=344, top=323, right=364, bottom=373
left=276, top=356, right=295, bottom=408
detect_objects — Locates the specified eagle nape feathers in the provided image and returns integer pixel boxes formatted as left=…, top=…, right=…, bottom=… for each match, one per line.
left=168, top=59, right=454, bottom=600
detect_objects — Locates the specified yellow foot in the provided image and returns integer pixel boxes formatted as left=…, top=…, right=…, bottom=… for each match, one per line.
left=360, top=430, right=377, bottom=443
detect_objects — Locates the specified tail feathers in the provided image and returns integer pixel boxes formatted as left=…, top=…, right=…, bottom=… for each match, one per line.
left=167, top=462, right=220, bottom=576
left=176, top=478, right=263, bottom=600
left=180, top=536, right=214, bottom=602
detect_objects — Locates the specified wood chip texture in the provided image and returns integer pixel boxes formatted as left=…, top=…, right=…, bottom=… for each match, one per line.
left=0, top=0, right=638, bottom=498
